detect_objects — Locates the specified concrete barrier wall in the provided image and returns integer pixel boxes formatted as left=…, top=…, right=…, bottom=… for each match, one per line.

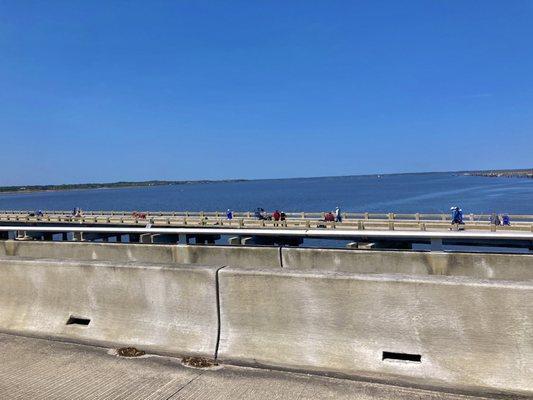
left=0, top=257, right=220, bottom=357
left=0, top=240, right=532, bottom=395
left=218, top=267, right=533, bottom=395
left=281, top=247, right=533, bottom=281
left=0, top=241, right=282, bottom=268
left=173, top=244, right=280, bottom=268
left=0, top=240, right=176, bottom=263
left=2, top=241, right=532, bottom=281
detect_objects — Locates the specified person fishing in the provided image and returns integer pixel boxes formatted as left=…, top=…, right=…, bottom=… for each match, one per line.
left=502, top=214, right=511, bottom=226
left=324, top=212, right=335, bottom=222
left=335, top=206, right=342, bottom=223
left=450, top=206, right=464, bottom=225
left=254, top=207, right=264, bottom=220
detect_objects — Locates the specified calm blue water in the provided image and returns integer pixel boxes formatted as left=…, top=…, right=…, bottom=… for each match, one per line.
left=1, top=173, right=532, bottom=214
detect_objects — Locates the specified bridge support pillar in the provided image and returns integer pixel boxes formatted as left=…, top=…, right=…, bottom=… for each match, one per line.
left=140, top=233, right=180, bottom=244
left=371, top=241, right=412, bottom=250
left=43, top=233, right=54, bottom=241
left=251, top=236, right=303, bottom=247
left=431, top=238, right=443, bottom=251
left=193, top=234, right=220, bottom=244
left=178, top=234, right=189, bottom=245
left=16, top=231, right=43, bottom=241
left=228, top=236, right=241, bottom=245
left=346, top=242, right=376, bottom=250
left=73, top=232, right=117, bottom=242
left=241, top=237, right=255, bottom=245
left=72, top=232, right=84, bottom=241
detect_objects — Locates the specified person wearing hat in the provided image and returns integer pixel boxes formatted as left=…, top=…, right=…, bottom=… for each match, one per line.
left=335, top=206, right=342, bottom=223
left=451, top=206, right=464, bottom=224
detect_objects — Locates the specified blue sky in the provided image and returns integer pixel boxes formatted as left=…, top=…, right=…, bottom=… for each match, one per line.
left=1, top=1, right=532, bottom=185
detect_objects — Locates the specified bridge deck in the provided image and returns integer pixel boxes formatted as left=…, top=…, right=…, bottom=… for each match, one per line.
left=1, top=210, right=532, bottom=233
left=0, top=332, right=502, bottom=400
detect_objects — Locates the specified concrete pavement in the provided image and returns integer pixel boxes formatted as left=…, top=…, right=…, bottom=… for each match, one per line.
left=0, top=333, right=508, bottom=400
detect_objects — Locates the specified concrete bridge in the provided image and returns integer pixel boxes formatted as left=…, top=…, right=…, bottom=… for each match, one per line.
left=0, top=231, right=531, bottom=398
left=1, top=209, right=533, bottom=250
left=2, top=209, right=533, bottom=231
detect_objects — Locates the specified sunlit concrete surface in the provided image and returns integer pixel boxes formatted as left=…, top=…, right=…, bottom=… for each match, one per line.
left=0, top=333, right=509, bottom=400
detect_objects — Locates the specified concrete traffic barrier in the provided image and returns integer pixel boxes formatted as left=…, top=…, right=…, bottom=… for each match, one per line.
left=0, top=257, right=220, bottom=358
left=281, top=247, right=533, bottom=281
left=0, top=240, right=176, bottom=263
left=0, top=241, right=282, bottom=268
left=174, top=244, right=281, bottom=268
left=218, top=267, right=533, bottom=395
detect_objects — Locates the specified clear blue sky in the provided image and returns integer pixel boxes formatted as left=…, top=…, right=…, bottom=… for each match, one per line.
left=1, top=1, right=532, bottom=185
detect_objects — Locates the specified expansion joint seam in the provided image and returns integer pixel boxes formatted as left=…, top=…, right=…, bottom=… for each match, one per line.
left=163, top=373, right=203, bottom=400
left=214, top=265, right=227, bottom=361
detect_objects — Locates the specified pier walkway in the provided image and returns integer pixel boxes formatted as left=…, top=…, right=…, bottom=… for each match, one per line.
left=1, top=210, right=533, bottom=233
left=1, top=210, right=532, bottom=250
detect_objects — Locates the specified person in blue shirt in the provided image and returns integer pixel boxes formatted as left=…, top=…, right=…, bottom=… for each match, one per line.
left=502, top=214, right=511, bottom=226
left=450, top=207, right=464, bottom=224
left=226, top=209, right=233, bottom=220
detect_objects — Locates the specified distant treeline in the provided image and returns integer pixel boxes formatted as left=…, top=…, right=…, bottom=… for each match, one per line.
left=462, top=169, right=533, bottom=178
left=0, top=179, right=248, bottom=193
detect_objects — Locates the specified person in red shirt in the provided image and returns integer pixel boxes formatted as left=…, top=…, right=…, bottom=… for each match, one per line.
left=272, top=210, right=281, bottom=221
left=324, top=212, right=335, bottom=222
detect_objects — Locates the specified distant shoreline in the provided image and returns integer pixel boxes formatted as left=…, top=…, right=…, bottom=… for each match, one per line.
left=460, top=169, right=533, bottom=179
left=0, top=180, right=249, bottom=195
left=1, top=168, right=531, bottom=195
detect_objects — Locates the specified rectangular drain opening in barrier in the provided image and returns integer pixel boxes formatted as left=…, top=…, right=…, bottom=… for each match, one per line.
left=382, top=351, right=421, bottom=362
left=66, top=316, right=91, bottom=326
